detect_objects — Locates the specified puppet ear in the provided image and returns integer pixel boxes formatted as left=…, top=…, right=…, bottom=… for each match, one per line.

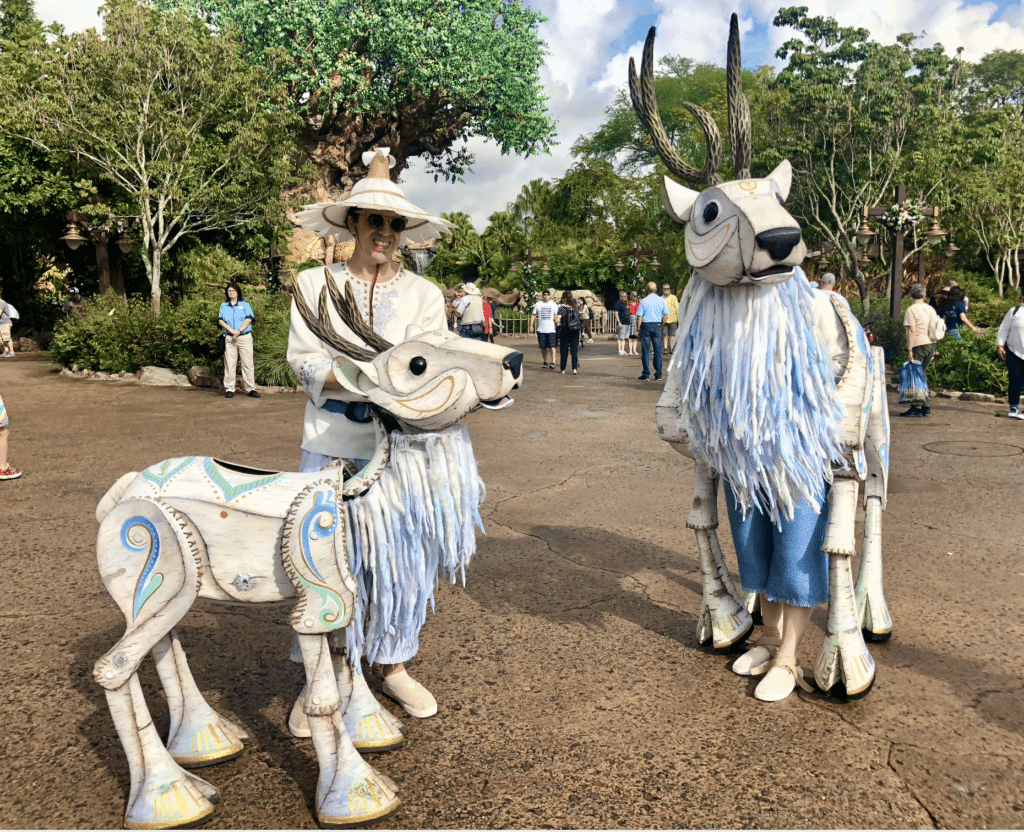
left=767, top=159, right=793, bottom=201
left=332, top=355, right=378, bottom=393
left=404, top=323, right=425, bottom=341
left=661, top=177, right=699, bottom=223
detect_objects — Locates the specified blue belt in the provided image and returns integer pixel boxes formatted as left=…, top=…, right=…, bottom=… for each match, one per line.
left=320, top=399, right=374, bottom=423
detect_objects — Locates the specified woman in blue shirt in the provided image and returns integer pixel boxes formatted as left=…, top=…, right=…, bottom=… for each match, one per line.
left=218, top=281, right=260, bottom=398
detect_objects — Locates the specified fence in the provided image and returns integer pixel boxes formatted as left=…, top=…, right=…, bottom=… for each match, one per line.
left=493, top=310, right=614, bottom=337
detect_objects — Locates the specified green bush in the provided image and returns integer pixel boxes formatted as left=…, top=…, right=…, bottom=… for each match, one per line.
left=50, top=291, right=298, bottom=386
left=930, top=329, right=1007, bottom=396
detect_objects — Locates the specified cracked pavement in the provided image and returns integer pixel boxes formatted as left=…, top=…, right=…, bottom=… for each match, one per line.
left=0, top=342, right=1022, bottom=829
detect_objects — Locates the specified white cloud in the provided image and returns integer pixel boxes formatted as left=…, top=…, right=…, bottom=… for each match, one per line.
left=36, top=0, right=1024, bottom=230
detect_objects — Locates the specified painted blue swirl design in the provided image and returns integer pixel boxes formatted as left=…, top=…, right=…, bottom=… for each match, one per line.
left=122, top=516, right=162, bottom=621
left=300, top=490, right=338, bottom=582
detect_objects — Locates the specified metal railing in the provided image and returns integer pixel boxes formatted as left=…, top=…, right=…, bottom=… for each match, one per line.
left=493, top=311, right=614, bottom=337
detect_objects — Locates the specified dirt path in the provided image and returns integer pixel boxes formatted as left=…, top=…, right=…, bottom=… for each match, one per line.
left=0, top=346, right=1022, bottom=829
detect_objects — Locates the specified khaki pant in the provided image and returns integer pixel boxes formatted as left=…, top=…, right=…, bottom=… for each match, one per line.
left=223, top=332, right=256, bottom=393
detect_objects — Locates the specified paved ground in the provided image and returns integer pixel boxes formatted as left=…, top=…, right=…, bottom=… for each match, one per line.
left=0, top=339, right=1022, bottom=830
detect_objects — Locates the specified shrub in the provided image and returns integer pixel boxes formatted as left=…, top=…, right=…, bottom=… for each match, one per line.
left=252, top=293, right=298, bottom=387
left=930, top=329, right=1007, bottom=396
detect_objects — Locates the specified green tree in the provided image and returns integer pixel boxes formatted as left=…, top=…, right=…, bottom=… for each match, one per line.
left=157, top=0, right=556, bottom=198
left=3, top=0, right=298, bottom=314
left=764, top=7, right=960, bottom=307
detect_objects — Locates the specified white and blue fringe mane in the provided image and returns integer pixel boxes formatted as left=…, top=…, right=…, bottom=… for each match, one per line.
left=671, top=270, right=844, bottom=526
left=338, top=423, right=484, bottom=664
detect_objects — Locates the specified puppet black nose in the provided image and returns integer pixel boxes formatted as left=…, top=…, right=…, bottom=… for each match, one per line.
left=503, top=352, right=523, bottom=379
left=756, top=228, right=802, bottom=261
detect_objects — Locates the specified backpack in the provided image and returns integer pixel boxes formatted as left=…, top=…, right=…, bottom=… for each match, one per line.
left=927, top=311, right=946, bottom=342
left=562, top=304, right=581, bottom=332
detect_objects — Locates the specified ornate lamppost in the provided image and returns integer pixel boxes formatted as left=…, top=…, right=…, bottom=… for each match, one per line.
left=60, top=212, right=134, bottom=298
left=259, top=244, right=286, bottom=292
left=509, top=246, right=550, bottom=307
left=615, top=239, right=659, bottom=292
left=855, top=186, right=945, bottom=320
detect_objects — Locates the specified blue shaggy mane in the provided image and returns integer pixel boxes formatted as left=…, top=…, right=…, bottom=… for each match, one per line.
left=671, top=269, right=844, bottom=526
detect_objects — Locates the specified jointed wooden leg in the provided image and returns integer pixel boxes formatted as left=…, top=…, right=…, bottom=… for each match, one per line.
left=814, top=479, right=876, bottom=697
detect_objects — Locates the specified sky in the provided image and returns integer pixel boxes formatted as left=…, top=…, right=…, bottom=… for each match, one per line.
left=36, top=0, right=1024, bottom=231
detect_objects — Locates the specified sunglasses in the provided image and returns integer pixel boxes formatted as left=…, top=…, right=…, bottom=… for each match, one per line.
left=364, top=213, right=406, bottom=233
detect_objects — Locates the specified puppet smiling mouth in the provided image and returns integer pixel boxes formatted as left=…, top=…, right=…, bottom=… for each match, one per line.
left=749, top=265, right=794, bottom=279
left=479, top=396, right=513, bottom=410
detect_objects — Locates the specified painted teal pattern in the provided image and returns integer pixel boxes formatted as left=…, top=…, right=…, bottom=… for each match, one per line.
left=123, top=516, right=162, bottom=620
left=141, top=457, right=196, bottom=491
left=297, top=488, right=346, bottom=628
left=202, top=458, right=282, bottom=505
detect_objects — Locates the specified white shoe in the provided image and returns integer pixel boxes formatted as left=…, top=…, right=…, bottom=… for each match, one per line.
left=586, top=339, right=594, bottom=343
left=561, top=370, right=565, bottom=374
left=572, top=369, right=577, bottom=374
left=754, top=657, right=813, bottom=702
left=1010, top=408, right=1024, bottom=420
left=732, top=630, right=781, bottom=676
left=381, top=669, right=437, bottom=718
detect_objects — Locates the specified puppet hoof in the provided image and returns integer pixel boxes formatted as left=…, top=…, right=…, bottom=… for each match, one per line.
left=862, top=627, right=892, bottom=644
left=345, top=669, right=405, bottom=752
left=124, top=768, right=216, bottom=829
left=316, top=776, right=401, bottom=828
left=170, top=718, right=246, bottom=768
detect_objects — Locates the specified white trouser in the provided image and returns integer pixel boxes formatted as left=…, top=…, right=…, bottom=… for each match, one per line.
left=223, top=332, right=255, bottom=393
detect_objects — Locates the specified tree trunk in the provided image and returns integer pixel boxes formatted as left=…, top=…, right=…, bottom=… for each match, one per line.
left=94, top=234, right=112, bottom=296
left=150, top=247, right=162, bottom=316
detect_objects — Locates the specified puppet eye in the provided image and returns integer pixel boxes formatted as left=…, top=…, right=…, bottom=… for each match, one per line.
left=409, top=356, right=427, bottom=376
left=702, top=201, right=720, bottom=224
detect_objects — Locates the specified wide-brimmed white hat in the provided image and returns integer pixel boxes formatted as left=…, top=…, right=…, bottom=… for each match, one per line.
left=462, top=282, right=481, bottom=296
left=295, top=148, right=454, bottom=243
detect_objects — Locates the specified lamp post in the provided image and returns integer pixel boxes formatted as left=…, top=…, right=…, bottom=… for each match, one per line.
left=855, top=186, right=945, bottom=321
left=59, top=212, right=134, bottom=298
left=509, top=246, right=550, bottom=307
left=615, top=239, right=660, bottom=291
left=259, top=244, right=285, bottom=292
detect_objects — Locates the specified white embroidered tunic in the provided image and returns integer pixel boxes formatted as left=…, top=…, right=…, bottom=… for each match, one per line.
left=287, top=263, right=447, bottom=460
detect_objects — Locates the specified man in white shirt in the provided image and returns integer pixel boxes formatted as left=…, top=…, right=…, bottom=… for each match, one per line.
left=529, top=290, right=559, bottom=369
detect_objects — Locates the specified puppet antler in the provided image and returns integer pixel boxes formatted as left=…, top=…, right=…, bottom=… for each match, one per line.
left=292, top=270, right=395, bottom=363
left=726, top=13, right=753, bottom=180
left=629, top=26, right=723, bottom=186
left=630, top=15, right=754, bottom=185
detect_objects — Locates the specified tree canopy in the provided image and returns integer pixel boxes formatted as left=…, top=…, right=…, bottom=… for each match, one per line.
left=2, top=0, right=299, bottom=314
left=157, top=0, right=557, bottom=198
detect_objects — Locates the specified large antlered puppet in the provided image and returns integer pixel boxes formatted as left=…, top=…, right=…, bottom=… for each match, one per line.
left=634, top=16, right=891, bottom=702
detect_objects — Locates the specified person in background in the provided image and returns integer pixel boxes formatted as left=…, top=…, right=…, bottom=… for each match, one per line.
left=937, top=286, right=981, bottom=340
left=997, top=289, right=1024, bottom=420
left=529, top=289, right=559, bottom=369
left=483, top=296, right=496, bottom=343
left=0, top=290, right=16, bottom=358
left=0, top=389, right=21, bottom=480
left=636, top=281, right=668, bottom=382
left=627, top=291, right=640, bottom=356
left=902, top=283, right=941, bottom=417
left=577, top=296, right=592, bottom=347
left=449, top=284, right=467, bottom=330
left=612, top=291, right=631, bottom=355
left=456, top=282, right=486, bottom=340
left=554, top=291, right=581, bottom=374
left=218, top=280, right=260, bottom=399
left=817, top=273, right=851, bottom=310
left=661, top=282, right=679, bottom=353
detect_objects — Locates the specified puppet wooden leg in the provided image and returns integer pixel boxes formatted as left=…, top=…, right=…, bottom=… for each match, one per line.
left=152, top=630, right=248, bottom=768
left=855, top=496, right=892, bottom=642
left=689, top=463, right=752, bottom=649
left=295, top=634, right=400, bottom=828
left=106, top=675, right=217, bottom=829
left=813, top=478, right=876, bottom=698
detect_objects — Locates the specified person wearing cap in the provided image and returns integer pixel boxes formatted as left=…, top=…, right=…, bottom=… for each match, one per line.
left=61, top=287, right=84, bottom=318
left=661, top=282, right=678, bottom=353
left=455, top=282, right=487, bottom=340
left=289, top=148, right=454, bottom=724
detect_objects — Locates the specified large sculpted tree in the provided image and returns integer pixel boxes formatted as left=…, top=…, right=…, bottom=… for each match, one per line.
left=158, top=0, right=556, bottom=198
left=4, top=0, right=297, bottom=314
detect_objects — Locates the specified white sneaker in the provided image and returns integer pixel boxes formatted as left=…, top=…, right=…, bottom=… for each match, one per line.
left=1010, top=408, right=1024, bottom=420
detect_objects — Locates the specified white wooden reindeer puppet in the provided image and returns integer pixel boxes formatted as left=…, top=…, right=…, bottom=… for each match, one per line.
left=93, top=277, right=523, bottom=829
left=632, top=17, right=891, bottom=702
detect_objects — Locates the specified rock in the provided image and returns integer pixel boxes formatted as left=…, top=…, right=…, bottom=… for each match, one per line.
left=71, top=364, right=80, bottom=373
left=188, top=365, right=225, bottom=392
left=59, top=367, right=74, bottom=376
left=137, top=366, right=193, bottom=387
left=16, top=337, right=39, bottom=353
left=938, top=391, right=962, bottom=399
left=959, top=392, right=995, bottom=403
